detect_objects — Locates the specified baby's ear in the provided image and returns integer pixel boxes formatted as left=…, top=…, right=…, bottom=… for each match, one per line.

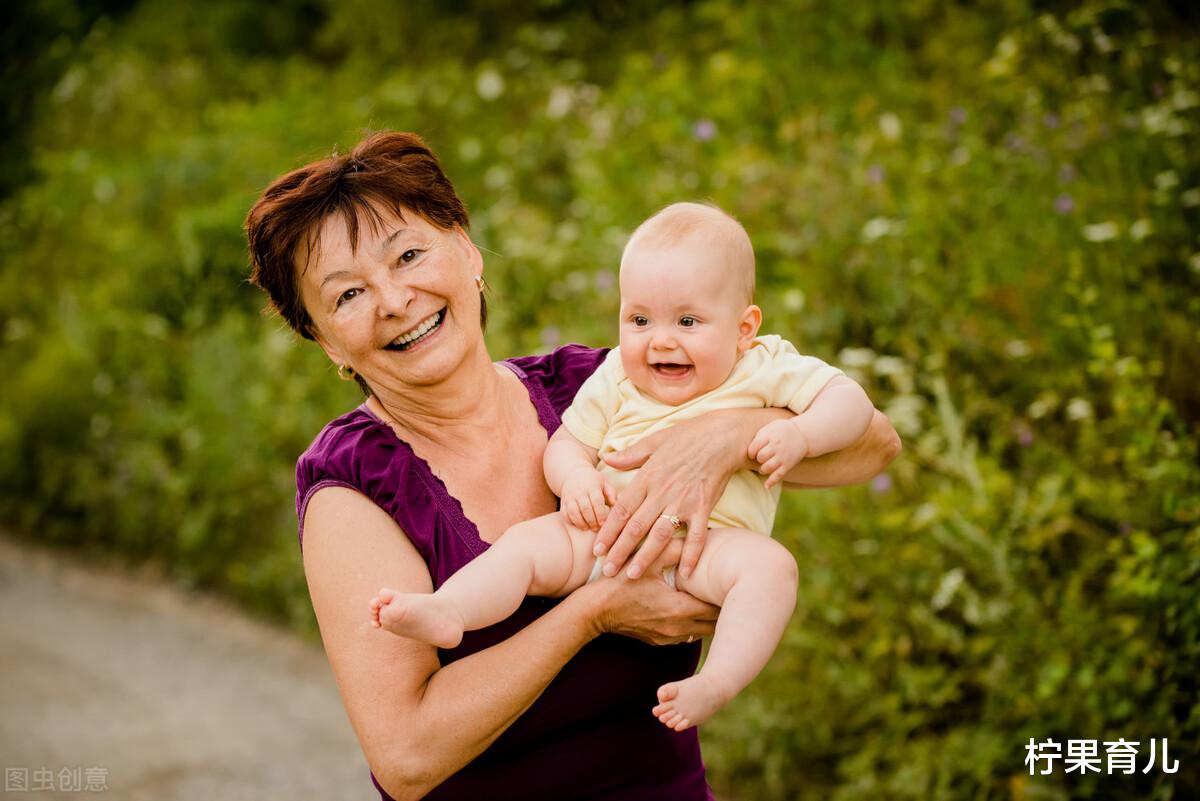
left=737, top=304, right=763, bottom=350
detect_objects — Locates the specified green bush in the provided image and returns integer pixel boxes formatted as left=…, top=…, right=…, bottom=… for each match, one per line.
left=1, top=1, right=1196, bottom=798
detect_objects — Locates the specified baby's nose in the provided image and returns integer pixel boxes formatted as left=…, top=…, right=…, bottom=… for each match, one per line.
left=650, top=329, right=678, bottom=350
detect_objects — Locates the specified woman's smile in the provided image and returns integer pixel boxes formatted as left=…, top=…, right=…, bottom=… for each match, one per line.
left=384, top=307, right=447, bottom=352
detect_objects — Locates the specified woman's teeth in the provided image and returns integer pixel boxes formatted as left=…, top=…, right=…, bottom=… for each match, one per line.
left=390, top=310, right=443, bottom=350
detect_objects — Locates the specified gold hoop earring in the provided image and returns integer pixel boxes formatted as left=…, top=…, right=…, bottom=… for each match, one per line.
left=474, top=275, right=486, bottom=292
left=337, top=364, right=356, bottom=381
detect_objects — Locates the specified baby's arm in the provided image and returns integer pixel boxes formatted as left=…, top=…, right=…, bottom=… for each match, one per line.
left=749, top=375, right=875, bottom=488
left=544, top=427, right=616, bottom=530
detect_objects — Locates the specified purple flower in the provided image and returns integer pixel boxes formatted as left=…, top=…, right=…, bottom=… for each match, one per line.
left=1004, top=132, right=1028, bottom=152
left=1011, top=421, right=1034, bottom=447
left=1059, top=163, right=1076, bottom=183
left=870, top=473, right=892, bottom=494
left=692, top=118, right=717, bottom=142
left=539, top=325, right=560, bottom=348
left=1152, top=82, right=1165, bottom=98
left=1054, top=194, right=1075, bottom=215
left=867, top=164, right=886, bottom=185
left=949, top=107, right=968, bottom=125
left=1119, top=521, right=1132, bottom=534
left=593, top=270, right=615, bottom=292
left=1043, top=112, right=1061, bottom=129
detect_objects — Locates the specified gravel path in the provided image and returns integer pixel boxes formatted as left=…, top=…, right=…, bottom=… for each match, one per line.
left=0, top=533, right=371, bottom=800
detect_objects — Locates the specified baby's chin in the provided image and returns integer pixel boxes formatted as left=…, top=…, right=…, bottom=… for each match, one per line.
left=638, top=369, right=721, bottom=406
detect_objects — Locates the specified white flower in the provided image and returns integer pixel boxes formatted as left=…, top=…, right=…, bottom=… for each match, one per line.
left=1130, top=219, right=1152, bottom=241
left=1154, top=170, right=1179, bottom=191
left=476, top=68, right=505, bottom=101
left=862, top=217, right=903, bottom=241
left=873, top=356, right=908, bottom=376
left=932, top=568, right=965, bottom=610
left=458, top=138, right=482, bottom=163
left=879, top=112, right=902, bottom=142
left=546, top=85, right=573, bottom=119
left=1082, top=222, right=1119, bottom=242
left=838, top=347, right=876, bottom=368
left=1066, top=398, right=1094, bottom=420
left=782, top=289, right=805, bottom=312
left=1004, top=340, right=1032, bottom=358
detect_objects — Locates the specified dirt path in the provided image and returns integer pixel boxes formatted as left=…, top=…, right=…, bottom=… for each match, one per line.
left=0, top=533, right=371, bottom=799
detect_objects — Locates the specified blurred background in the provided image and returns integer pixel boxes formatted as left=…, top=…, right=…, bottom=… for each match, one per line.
left=1, top=1, right=1197, bottom=799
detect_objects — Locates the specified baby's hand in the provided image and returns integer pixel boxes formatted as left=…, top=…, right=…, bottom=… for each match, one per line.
left=748, top=419, right=811, bottom=489
left=561, top=469, right=616, bottom=531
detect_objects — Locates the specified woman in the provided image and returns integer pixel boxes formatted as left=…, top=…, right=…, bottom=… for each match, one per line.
left=245, top=130, right=900, bottom=801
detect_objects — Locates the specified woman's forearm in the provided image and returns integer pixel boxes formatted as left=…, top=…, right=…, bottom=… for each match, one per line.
left=723, top=407, right=900, bottom=487
left=383, top=587, right=603, bottom=799
left=783, top=408, right=901, bottom=487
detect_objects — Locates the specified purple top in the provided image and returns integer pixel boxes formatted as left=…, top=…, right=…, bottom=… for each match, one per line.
left=295, top=345, right=713, bottom=801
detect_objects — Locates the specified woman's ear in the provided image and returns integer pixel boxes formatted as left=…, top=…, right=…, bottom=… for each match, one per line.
left=455, top=226, right=484, bottom=276
left=737, top=304, right=763, bottom=351
left=309, top=325, right=347, bottom=370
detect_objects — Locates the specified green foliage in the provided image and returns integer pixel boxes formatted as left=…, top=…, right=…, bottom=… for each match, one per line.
left=1, top=1, right=1196, bottom=798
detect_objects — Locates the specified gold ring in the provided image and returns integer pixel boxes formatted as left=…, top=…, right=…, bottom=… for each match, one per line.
left=659, top=514, right=683, bottom=530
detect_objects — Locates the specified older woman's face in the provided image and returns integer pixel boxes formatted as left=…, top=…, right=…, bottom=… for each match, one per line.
left=297, top=206, right=485, bottom=391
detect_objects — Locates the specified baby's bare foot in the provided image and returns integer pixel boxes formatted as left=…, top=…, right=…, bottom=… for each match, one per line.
left=368, top=588, right=465, bottom=649
left=652, top=673, right=733, bottom=732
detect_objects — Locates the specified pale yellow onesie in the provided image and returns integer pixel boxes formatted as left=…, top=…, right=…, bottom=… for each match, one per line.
left=561, top=334, right=844, bottom=542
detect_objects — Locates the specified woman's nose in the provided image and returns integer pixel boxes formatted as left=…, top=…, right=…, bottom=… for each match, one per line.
left=375, top=276, right=414, bottom=318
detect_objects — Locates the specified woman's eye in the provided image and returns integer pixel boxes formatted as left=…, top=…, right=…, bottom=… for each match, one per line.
left=399, top=249, right=421, bottom=264
left=679, top=316, right=697, bottom=327
left=336, top=288, right=361, bottom=307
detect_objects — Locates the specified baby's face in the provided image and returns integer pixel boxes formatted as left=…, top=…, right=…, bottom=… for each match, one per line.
left=618, top=236, right=755, bottom=406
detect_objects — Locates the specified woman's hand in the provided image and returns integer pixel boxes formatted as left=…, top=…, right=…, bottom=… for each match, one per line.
left=593, top=410, right=747, bottom=582
left=593, top=407, right=900, bottom=580
left=587, top=539, right=719, bottom=645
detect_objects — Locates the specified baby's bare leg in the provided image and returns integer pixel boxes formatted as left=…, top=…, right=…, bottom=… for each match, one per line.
left=370, top=512, right=596, bottom=648
left=652, top=528, right=798, bottom=731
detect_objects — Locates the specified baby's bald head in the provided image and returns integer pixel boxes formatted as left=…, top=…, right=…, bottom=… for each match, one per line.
left=620, top=202, right=756, bottom=307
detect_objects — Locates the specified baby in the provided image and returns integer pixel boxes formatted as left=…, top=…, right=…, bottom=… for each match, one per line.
left=370, top=202, right=875, bottom=731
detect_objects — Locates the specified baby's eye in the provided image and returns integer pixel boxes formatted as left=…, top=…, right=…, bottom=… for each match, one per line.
left=679, top=316, right=698, bottom=327
left=336, top=288, right=362, bottom=307
left=399, top=249, right=421, bottom=264
left=632, top=315, right=650, bottom=327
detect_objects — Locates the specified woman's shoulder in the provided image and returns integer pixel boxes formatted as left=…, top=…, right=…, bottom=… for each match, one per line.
left=504, top=343, right=611, bottom=413
left=295, top=407, right=420, bottom=533
left=298, top=406, right=393, bottom=479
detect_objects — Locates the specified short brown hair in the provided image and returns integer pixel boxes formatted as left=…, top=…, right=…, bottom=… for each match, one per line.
left=245, top=131, right=470, bottom=340
left=622, top=201, right=756, bottom=305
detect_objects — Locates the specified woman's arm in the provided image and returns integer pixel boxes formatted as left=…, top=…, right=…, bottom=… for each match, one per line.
left=303, top=486, right=716, bottom=801
left=595, top=407, right=901, bottom=580
left=780, top=408, right=902, bottom=488
left=748, top=375, right=876, bottom=488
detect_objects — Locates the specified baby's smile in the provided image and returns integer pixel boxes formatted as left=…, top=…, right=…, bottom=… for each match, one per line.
left=650, top=362, right=693, bottom=380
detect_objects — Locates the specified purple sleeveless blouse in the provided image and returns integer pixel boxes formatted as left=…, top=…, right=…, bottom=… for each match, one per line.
left=295, top=345, right=713, bottom=801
